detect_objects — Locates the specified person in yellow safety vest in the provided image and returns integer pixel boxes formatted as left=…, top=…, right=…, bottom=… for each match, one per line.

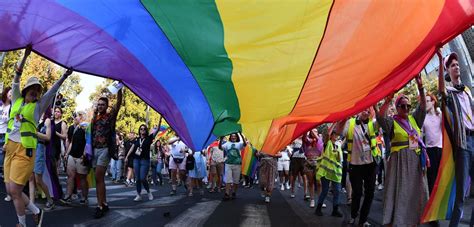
left=315, top=124, right=343, bottom=217
left=335, top=109, right=379, bottom=226
left=3, top=46, right=72, bottom=227
left=376, top=74, right=428, bottom=226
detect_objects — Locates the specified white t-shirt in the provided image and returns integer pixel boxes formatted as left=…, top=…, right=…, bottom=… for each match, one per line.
left=0, top=104, right=10, bottom=134
left=169, top=140, right=187, bottom=159
left=423, top=113, right=442, bottom=148
left=278, top=147, right=291, bottom=162
left=221, top=141, right=244, bottom=164
left=291, top=138, right=306, bottom=158
left=343, top=119, right=375, bottom=165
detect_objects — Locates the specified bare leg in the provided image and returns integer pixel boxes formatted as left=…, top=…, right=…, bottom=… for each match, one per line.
left=79, top=173, right=89, bottom=199
left=28, top=174, right=35, bottom=203
left=65, top=169, right=77, bottom=198
left=95, top=166, right=107, bottom=207
left=306, top=171, right=315, bottom=200
left=35, top=174, right=53, bottom=202
left=171, top=169, right=178, bottom=191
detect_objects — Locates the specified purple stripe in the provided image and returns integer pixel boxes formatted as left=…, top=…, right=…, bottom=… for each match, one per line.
left=0, top=1, right=195, bottom=148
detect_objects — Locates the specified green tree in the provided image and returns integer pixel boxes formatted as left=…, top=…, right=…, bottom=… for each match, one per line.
left=1, top=51, right=83, bottom=125
left=0, top=50, right=22, bottom=86
left=88, top=80, right=168, bottom=135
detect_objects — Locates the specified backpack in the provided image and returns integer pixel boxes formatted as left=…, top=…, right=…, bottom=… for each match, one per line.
left=186, top=153, right=195, bottom=170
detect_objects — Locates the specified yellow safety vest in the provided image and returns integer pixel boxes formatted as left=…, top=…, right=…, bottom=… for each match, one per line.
left=316, top=141, right=342, bottom=183
left=391, top=115, right=421, bottom=154
left=346, top=118, right=378, bottom=162
left=5, top=98, right=38, bottom=149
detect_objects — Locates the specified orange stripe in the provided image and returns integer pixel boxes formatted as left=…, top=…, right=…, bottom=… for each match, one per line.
left=262, top=0, right=445, bottom=153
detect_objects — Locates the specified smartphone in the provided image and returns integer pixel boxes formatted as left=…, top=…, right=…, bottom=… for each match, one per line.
left=26, top=148, right=33, bottom=157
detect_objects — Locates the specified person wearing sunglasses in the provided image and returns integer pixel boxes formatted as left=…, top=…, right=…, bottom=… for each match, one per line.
left=91, top=87, right=123, bottom=218
left=376, top=74, right=428, bottom=226
left=125, top=124, right=158, bottom=202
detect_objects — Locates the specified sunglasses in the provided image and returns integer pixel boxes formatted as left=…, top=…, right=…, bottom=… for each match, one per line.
left=97, top=103, right=106, bottom=106
left=397, top=104, right=411, bottom=110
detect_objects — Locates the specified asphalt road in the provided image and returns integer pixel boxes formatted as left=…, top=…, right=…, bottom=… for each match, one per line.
left=0, top=174, right=471, bottom=227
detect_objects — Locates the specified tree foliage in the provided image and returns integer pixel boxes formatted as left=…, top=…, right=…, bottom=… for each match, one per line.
left=88, top=80, right=168, bottom=135
left=0, top=51, right=83, bottom=125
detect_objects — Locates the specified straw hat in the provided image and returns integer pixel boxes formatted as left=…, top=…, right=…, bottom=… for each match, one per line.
left=21, top=76, right=43, bottom=97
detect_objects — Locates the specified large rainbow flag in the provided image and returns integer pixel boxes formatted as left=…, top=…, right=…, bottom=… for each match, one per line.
left=0, top=1, right=473, bottom=154
left=241, top=145, right=258, bottom=178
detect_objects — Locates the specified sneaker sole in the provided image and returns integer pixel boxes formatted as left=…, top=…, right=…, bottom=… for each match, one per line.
left=37, top=210, right=44, bottom=227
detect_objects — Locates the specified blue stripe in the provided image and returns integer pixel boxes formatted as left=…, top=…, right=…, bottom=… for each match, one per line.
left=55, top=0, right=216, bottom=149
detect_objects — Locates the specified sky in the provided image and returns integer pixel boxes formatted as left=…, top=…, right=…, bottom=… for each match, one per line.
left=75, top=72, right=104, bottom=111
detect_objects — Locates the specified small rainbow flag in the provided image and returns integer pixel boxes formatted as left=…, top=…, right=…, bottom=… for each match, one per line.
left=241, top=145, right=258, bottom=178
left=421, top=110, right=458, bottom=222
left=83, top=122, right=96, bottom=188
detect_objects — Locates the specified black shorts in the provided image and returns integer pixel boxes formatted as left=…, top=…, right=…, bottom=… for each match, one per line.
left=126, top=157, right=134, bottom=168
left=290, top=158, right=305, bottom=176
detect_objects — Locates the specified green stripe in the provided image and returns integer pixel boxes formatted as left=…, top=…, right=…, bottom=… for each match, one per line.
left=141, top=0, right=241, bottom=136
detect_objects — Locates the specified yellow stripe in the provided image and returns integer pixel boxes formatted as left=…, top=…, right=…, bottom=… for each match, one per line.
left=216, top=0, right=333, bottom=149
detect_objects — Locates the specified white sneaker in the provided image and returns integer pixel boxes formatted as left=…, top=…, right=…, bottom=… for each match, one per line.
left=362, top=222, right=371, bottom=227
left=285, top=183, right=290, bottom=190
left=133, top=194, right=142, bottom=202
left=265, top=196, right=270, bottom=203
left=280, top=184, right=285, bottom=191
left=377, top=184, right=384, bottom=190
left=290, top=193, right=295, bottom=198
left=322, top=203, right=327, bottom=208
left=148, top=192, right=154, bottom=201
left=4, top=195, right=11, bottom=202
left=310, top=199, right=315, bottom=208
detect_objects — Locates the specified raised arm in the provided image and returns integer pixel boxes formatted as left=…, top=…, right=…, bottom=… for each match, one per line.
left=413, top=74, right=427, bottom=127
left=36, top=68, right=72, bottom=120
left=218, top=136, right=225, bottom=150
left=12, top=46, right=32, bottom=101
left=111, top=88, right=123, bottom=120
left=238, top=132, right=247, bottom=146
left=377, top=93, right=394, bottom=119
left=437, top=49, right=446, bottom=98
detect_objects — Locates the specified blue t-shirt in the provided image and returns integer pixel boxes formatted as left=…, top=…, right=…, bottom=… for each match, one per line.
left=222, top=142, right=244, bottom=165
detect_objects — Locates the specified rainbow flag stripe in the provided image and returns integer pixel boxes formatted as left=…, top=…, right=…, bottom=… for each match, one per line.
left=241, top=145, right=258, bottom=177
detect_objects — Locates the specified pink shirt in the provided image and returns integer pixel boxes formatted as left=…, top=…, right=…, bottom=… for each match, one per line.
left=423, top=112, right=442, bottom=148
left=303, top=136, right=323, bottom=159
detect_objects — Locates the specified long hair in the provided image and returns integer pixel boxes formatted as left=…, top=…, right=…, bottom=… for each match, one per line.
left=137, top=124, right=149, bottom=137
left=229, top=133, right=240, bottom=142
left=427, top=93, right=440, bottom=116
left=1, top=87, right=11, bottom=104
